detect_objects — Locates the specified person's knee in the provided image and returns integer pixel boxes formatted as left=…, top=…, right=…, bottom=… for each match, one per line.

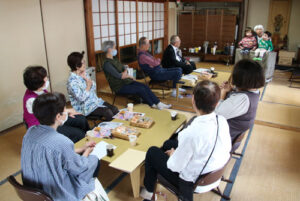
left=146, top=146, right=160, bottom=160
left=74, top=115, right=89, bottom=126
left=176, top=68, right=182, bottom=78
left=103, top=110, right=114, bottom=121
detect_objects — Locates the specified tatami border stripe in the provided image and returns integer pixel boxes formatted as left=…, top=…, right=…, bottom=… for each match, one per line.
left=260, top=82, right=268, bottom=101
left=220, top=125, right=254, bottom=201
left=0, top=169, right=21, bottom=186
left=105, top=172, right=128, bottom=194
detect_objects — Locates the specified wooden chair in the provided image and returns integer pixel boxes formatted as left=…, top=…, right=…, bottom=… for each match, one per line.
left=103, top=67, right=142, bottom=106
left=221, top=131, right=248, bottom=184
left=86, top=114, right=102, bottom=127
left=289, top=67, right=300, bottom=88
left=231, top=132, right=247, bottom=157
left=7, top=175, right=53, bottom=201
left=152, top=160, right=231, bottom=201
left=138, top=65, right=171, bottom=99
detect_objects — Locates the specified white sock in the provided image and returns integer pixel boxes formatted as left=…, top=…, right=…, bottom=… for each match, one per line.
left=140, top=187, right=153, bottom=200
left=151, top=104, right=157, bottom=108
left=157, top=102, right=171, bottom=109
left=179, top=88, right=186, bottom=92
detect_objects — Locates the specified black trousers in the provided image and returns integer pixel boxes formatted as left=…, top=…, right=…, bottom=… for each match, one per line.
left=169, top=61, right=196, bottom=75
left=87, top=102, right=119, bottom=121
left=144, top=145, right=194, bottom=201
left=57, top=114, right=90, bottom=143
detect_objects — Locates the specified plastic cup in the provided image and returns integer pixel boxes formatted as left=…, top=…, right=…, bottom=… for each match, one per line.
left=171, top=111, right=178, bottom=121
left=127, top=103, right=134, bottom=112
left=129, top=135, right=137, bottom=146
left=86, top=130, right=94, bottom=137
left=106, top=144, right=114, bottom=157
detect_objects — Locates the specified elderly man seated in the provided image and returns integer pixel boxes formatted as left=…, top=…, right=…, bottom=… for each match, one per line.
left=138, top=37, right=184, bottom=98
left=102, top=40, right=171, bottom=110
left=162, top=35, right=196, bottom=75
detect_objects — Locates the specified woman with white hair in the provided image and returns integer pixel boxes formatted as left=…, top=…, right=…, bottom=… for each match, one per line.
left=254, top=25, right=264, bottom=43
left=102, top=40, right=171, bottom=110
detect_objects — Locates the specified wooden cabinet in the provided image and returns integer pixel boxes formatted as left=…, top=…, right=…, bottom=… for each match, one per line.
left=178, top=10, right=236, bottom=49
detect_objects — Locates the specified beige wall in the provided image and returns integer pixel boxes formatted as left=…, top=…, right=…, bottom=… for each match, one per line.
left=0, top=0, right=87, bottom=131
left=247, top=0, right=300, bottom=52
left=168, top=2, right=178, bottom=40
left=42, top=0, right=87, bottom=96
left=0, top=0, right=47, bottom=131
left=288, top=0, right=300, bottom=52
left=246, top=0, right=270, bottom=30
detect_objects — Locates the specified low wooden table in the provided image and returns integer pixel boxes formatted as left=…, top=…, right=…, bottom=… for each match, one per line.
left=75, top=105, right=187, bottom=198
left=176, top=71, right=232, bottom=101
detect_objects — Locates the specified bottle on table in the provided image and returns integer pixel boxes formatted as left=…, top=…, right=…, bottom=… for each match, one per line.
left=230, top=42, right=235, bottom=56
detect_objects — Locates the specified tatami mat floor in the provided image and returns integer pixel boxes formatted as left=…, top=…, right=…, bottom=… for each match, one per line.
left=0, top=62, right=299, bottom=201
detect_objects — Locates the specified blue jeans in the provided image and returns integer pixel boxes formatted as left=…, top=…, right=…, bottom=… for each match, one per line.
left=240, top=47, right=252, bottom=54
left=149, top=67, right=182, bottom=88
left=118, top=81, right=160, bottom=106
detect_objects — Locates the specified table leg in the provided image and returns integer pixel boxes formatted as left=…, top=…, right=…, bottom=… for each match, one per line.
left=176, top=83, right=179, bottom=101
left=130, top=165, right=141, bottom=198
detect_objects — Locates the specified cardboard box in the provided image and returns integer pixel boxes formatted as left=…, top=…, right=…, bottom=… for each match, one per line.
left=278, top=51, right=296, bottom=66
left=279, top=51, right=296, bottom=58
left=278, top=56, right=293, bottom=66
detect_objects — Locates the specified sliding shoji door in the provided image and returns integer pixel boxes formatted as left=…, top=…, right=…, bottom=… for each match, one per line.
left=85, top=0, right=169, bottom=71
left=153, top=2, right=164, bottom=54
left=153, top=2, right=164, bottom=40
left=92, top=0, right=116, bottom=52
left=138, top=2, right=153, bottom=41
left=117, top=0, right=137, bottom=47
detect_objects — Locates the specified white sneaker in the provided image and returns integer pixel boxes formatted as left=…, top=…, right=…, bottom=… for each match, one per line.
left=140, top=187, right=155, bottom=200
left=178, top=88, right=186, bottom=92
left=157, top=102, right=172, bottom=110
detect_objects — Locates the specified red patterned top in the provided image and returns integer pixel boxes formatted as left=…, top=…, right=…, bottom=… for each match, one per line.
left=238, top=36, right=257, bottom=49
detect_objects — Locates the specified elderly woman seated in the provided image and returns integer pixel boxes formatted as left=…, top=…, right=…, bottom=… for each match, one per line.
left=21, top=92, right=107, bottom=201
left=67, top=51, right=119, bottom=121
left=140, top=80, right=232, bottom=201
left=102, top=40, right=171, bottom=110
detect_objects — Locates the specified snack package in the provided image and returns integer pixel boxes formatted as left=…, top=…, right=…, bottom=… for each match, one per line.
left=113, top=109, right=145, bottom=121
left=111, top=125, right=140, bottom=140
left=130, top=116, right=154, bottom=128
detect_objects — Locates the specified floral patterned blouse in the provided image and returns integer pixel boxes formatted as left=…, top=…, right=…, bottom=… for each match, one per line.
left=67, top=72, right=105, bottom=116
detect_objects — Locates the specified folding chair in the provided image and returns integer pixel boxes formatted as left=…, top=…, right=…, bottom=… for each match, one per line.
left=7, top=175, right=53, bottom=201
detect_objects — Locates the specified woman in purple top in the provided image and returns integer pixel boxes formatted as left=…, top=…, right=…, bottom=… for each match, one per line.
left=23, top=66, right=90, bottom=143
left=215, top=59, right=265, bottom=146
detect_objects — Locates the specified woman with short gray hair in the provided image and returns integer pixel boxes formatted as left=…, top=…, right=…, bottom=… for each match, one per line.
left=254, top=25, right=264, bottom=43
left=102, top=40, right=171, bottom=110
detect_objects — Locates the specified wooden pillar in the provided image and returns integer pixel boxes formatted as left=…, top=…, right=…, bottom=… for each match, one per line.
left=84, top=0, right=96, bottom=67
left=115, top=0, right=120, bottom=60
left=163, top=0, right=169, bottom=50
left=237, top=0, right=245, bottom=43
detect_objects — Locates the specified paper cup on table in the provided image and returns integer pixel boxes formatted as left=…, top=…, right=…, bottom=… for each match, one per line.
left=127, top=103, right=134, bottom=112
left=129, top=135, right=137, bottom=146
left=86, top=130, right=94, bottom=139
left=170, top=111, right=178, bottom=121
